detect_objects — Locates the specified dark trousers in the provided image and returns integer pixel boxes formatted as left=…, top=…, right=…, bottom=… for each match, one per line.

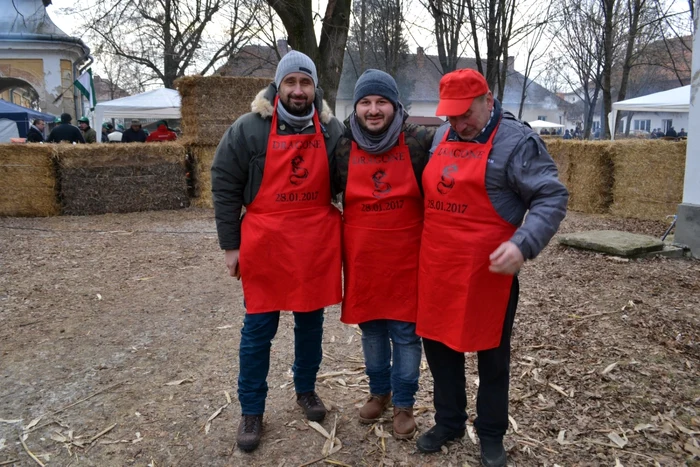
left=423, top=277, right=519, bottom=441
left=238, top=309, right=324, bottom=415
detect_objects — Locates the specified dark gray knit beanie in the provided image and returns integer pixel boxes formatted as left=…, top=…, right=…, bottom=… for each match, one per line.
left=275, top=51, right=318, bottom=88
left=353, top=69, right=399, bottom=109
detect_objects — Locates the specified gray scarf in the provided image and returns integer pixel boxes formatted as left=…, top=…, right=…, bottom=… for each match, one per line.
left=350, top=104, right=406, bottom=155
left=277, top=101, right=315, bottom=131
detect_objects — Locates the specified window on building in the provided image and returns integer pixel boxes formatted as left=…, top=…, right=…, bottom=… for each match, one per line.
left=633, top=119, right=651, bottom=132
left=537, top=116, right=547, bottom=121
left=592, top=121, right=600, bottom=131
left=661, top=119, right=673, bottom=132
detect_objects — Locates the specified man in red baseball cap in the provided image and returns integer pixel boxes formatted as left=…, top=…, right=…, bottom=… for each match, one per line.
left=415, top=68, right=569, bottom=467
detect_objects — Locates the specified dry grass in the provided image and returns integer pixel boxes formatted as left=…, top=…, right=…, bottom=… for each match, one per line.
left=547, top=140, right=614, bottom=214
left=54, top=143, right=189, bottom=215
left=176, top=76, right=271, bottom=144
left=185, top=143, right=218, bottom=208
left=610, top=140, right=686, bottom=221
left=0, top=143, right=60, bottom=216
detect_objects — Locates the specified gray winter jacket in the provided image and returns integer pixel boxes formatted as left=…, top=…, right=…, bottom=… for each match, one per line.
left=430, top=100, right=568, bottom=260
left=211, top=83, right=346, bottom=250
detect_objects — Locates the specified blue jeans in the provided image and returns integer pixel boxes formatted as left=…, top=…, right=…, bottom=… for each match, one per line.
left=359, top=319, right=422, bottom=408
left=238, top=309, right=324, bottom=415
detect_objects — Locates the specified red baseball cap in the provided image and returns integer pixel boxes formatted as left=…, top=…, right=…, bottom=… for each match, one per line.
left=435, top=69, right=489, bottom=117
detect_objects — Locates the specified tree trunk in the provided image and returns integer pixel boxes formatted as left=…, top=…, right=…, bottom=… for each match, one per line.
left=600, top=0, right=615, bottom=139
left=615, top=0, right=642, bottom=135
left=270, top=0, right=350, bottom=111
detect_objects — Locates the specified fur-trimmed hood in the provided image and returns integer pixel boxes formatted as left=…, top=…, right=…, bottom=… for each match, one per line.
left=250, top=84, right=335, bottom=125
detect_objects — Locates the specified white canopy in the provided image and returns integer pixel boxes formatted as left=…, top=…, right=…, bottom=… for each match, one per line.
left=609, top=85, right=690, bottom=140
left=94, top=88, right=181, bottom=141
left=528, top=120, right=565, bottom=129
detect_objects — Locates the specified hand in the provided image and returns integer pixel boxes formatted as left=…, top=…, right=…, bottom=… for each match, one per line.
left=489, top=241, right=524, bottom=275
left=225, top=249, right=241, bottom=279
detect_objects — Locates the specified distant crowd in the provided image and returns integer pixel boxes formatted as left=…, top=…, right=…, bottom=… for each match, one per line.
left=26, top=113, right=179, bottom=144
left=538, top=126, right=687, bottom=140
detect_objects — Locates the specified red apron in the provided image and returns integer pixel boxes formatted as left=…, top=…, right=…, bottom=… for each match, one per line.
left=239, top=97, right=342, bottom=313
left=341, top=134, right=423, bottom=324
left=416, top=121, right=516, bottom=352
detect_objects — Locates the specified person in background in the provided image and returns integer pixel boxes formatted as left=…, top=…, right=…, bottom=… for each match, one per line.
left=678, top=128, right=687, bottom=138
left=146, top=120, right=178, bottom=142
left=78, top=117, right=97, bottom=143
left=47, top=113, right=85, bottom=143
left=108, top=124, right=124, bottom=143
left=333, top=69, right=434, bottom=439
left=101, top=123, right=112, bottom=142
left=26, top=119, right=46, bottom=143
left=211, top=51, right=345, bottom=453
left=665, top=126, right=677, bottom=138
left=122, top=119, right=148, bottom=143
left=563, top=129, right=572, bottom=140
left=415, top=69, right=568, bottom=467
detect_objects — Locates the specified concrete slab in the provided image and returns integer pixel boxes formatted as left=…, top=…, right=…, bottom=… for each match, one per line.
left=558, top=230, right=665, bottom=257
left=633, top=244, right=690, bottom=259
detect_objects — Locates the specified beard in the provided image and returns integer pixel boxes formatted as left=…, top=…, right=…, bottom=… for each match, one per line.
left=281, top=96, right=313, bottom=117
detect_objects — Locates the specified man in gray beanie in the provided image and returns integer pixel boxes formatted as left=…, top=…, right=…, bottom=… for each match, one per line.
left=332, top=69, right=435, bottom=439
left=211, top=50, right=345, bottom=453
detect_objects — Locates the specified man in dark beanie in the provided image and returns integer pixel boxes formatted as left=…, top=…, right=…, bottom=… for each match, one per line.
left=122, top=119, right=147, bottom=143
left=211, top=50, right=345, bottom=453
left=47, top=113, right=85, bottom=143
left=333, top=69, right=434, bottom=439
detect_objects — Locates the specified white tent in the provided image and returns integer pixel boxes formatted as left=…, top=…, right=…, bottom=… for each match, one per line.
left=94, top=88, right=181, bottom=141
left=609, top=85, right=690, bottom=140
left=528, top=120, right=565, bottom=129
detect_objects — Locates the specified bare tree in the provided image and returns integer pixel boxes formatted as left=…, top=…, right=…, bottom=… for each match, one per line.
left=268, top=0, right=352, bottom=110
left=347, top=0, right=415, bottom=106
left=552, top=0, right=605, bottom=138
left=66, top=0, right=264, bottom=89
left=424, top=0, right=468, bottom=73
left=517, top=3, right=556, bottom=119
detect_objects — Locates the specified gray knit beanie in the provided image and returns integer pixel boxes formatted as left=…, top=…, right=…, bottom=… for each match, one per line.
left=275, top=51, right=318, bottom=88
left=353, top=69, right=399, bottom=109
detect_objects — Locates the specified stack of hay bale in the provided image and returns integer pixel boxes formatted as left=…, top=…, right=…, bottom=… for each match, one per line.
left=176, top=76, right=271, bottom=207
left=546, top=139, right=686, bottom=221
left=54, top=143, right=188, bottom=215
left=0, top=144, right=60, bottom=216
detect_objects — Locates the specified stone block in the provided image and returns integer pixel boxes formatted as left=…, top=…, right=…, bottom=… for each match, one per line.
left=558, top=230, right=665, bottom=256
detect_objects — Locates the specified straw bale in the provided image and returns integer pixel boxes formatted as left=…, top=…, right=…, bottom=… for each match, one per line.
left=176, top=76, right=271, bottom=144
left=54, top=143, right=189, bottom=215
left=0, top=144, right=60, bottom=216
left=543, top=139, right=571, bottom=187
left=546, top=140, right=613, bottom=214
left=186, top=143, right=218, bottom=208
left=610, top=140, right=686, bottom=221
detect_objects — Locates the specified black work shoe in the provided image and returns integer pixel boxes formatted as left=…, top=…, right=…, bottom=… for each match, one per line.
left=480, top=437, right=507, bottom=467
left=236, top=414, right=263, bottom=452
left=296, top=391, right=327, bottom=422
left=416, top=424, right=465, bottom=453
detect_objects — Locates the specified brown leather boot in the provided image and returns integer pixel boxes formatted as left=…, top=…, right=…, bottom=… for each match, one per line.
left=359, top=393, right=391, bottom=423
left=393, top=407, right=416, bottom=439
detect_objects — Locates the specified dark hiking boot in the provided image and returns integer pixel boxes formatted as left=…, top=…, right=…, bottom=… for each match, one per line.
left=480, top=437, right=506, bottom=467
left=296, top=391, right=327, bottom=422
left=416, top=424, right=465, bottom=453
left=236, top=414, right=263, bottom=452
left=359, top=393, right=391, bottom=423
left=392, top=407, right=416, bottom=439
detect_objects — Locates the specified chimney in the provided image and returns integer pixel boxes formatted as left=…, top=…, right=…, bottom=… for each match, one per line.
left=417, top=47, right=425, bottom=68
left=277, top=39, right=289, bottom=57
left=507, top=55, right=515, bottom=71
